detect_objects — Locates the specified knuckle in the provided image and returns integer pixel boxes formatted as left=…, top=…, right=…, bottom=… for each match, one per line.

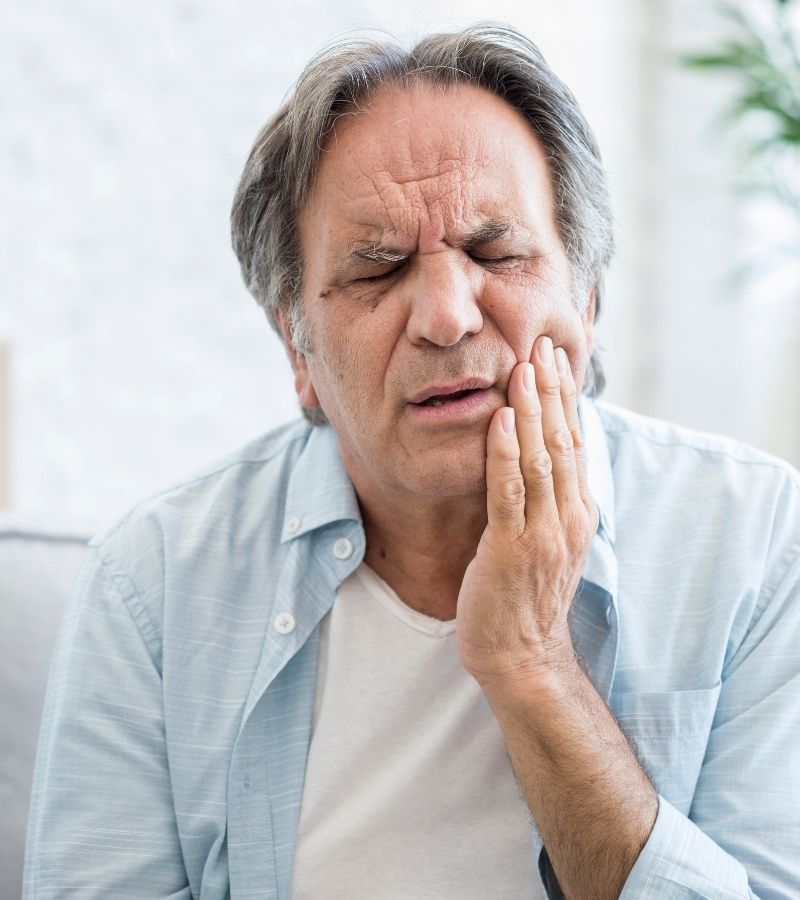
left=549, top=423, right=574, bottom=454
left=519, top=406, right=543, bottom=429
left=524, top=449, right=553, bottom=483
left=561, top=382, right=577, bottom=404
left=541, top=381, right=561, bottom=400
left=496, top=474, right=526, bottom=511
left=564, top=512, right=590, bottom=548
left=494, top=452, right=521, bottom=478
left=495, top=457, right=522, bottom=480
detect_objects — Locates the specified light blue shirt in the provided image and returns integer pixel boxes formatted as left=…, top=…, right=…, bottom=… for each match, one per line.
left=23, top=398, right=800, bottom=899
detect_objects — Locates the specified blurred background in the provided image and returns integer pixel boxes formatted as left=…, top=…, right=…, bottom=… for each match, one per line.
left=2, top=0, right=799, bottom=535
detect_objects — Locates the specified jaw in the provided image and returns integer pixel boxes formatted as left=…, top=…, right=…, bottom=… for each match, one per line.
left=336, top=413, right=491, bottom=502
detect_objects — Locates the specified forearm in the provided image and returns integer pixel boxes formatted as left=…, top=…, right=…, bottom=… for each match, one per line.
left=482, top=661, right=659, bottom=900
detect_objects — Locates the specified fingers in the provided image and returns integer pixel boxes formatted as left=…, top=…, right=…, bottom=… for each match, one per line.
left=486, top=336, right=594, bottom=538
left=554, top=346, right=592, bottom=513
left=505, top=360, right=559, bottom=521
left=485, top=406, right=526, bottom=539
left=526, top=337, right=582, bottom=516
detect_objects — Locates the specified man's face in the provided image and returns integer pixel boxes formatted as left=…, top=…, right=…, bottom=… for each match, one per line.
left=284, top=81, right=595, bottom=498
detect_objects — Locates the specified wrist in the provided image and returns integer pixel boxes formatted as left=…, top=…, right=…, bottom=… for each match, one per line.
left=476, top=644, right=583, bottom=711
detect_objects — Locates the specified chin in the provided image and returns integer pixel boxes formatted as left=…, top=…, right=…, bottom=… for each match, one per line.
left=402, top=453, right=487, bottom=498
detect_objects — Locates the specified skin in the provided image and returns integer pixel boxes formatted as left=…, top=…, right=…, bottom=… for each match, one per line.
left=279, top=81, right=658, bottom=898
left=280, top=80, right=595, bottom=622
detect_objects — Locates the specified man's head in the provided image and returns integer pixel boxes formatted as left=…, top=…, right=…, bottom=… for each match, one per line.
left=230, top=23, right=614, bottom=499
left=232, top=24, right=614, bottom=412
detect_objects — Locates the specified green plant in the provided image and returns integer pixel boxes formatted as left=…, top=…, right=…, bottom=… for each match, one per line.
left=683, top=0, right=800, bottom=281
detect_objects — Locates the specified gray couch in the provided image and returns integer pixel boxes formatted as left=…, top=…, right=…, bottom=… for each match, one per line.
left=1, top=529, right=90, bottom=899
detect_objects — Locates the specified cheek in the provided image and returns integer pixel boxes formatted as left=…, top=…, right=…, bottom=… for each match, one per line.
left=313, top=323, right=389, bottom=408
left=490, top=289, right=577, bottom=353
left=494, top=296, right=590, bottom=379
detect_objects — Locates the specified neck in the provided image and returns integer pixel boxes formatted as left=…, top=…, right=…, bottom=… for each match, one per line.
left=354, top=478, right=488, bottom=623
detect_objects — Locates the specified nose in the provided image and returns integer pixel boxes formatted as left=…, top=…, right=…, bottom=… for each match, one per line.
left=403, top=252, right=484, bottom=347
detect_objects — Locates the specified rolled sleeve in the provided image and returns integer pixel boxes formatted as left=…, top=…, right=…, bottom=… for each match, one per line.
left=620, top=794, right=755, bottom=898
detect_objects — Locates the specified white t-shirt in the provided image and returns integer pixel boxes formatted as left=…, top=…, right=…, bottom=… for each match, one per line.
left=291, top=562, right=545, bottom=899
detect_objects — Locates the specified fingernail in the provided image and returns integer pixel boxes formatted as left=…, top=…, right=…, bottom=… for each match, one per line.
left=523, top=363, right=534, bottom=393
left=538, top=337, right=554, bottom=367
left=501, top=407, right=515, bottom=434
left=555, top=347, right=569, bottom=377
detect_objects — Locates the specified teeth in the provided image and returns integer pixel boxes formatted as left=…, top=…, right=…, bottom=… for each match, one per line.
left=422, top=389, right=475, bottom=406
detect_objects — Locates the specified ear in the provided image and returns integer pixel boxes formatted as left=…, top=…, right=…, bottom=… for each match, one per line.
left=275, top=307, right=321, bottom=412
left=581, top=284, right=596, bottom=359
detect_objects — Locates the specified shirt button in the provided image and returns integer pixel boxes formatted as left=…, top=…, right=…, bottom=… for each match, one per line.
left=274, top=612, right=296, bottom=634
left=333, top=537, right=353, bottom=560
left=285, top=516, right=301, bottom=535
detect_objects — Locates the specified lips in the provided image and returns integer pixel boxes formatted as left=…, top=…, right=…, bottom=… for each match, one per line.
left=408, top=378, right=495, bottom=405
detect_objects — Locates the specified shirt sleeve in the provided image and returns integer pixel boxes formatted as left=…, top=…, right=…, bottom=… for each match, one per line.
left=618, top=545, right=800, bottom=899
left=22, top=546, right=192, bottom=899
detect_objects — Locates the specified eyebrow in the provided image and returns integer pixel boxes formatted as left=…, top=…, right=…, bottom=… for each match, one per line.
left=343, top=218, right=514, bottom=268
left=454, top=219, right=513, bottom=248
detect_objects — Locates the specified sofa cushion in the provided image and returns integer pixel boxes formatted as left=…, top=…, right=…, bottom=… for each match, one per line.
left=0, top=531, right=89, bottom=898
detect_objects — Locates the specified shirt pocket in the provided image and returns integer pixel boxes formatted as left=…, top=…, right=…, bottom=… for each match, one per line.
left=610, top=682, right=722, bottom=815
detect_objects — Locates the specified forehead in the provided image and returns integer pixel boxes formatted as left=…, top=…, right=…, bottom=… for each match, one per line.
left=302, top=81, right=558, bottom=246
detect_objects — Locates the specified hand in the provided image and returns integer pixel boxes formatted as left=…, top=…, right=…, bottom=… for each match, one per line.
left=456, top=335, right=599, bottom=690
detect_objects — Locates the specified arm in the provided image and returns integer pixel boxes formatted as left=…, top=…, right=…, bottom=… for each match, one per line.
left=457, top=336, right=800, bottom=899
left=23, top=546, right=192, bottom=899
left=482, top=609, right=800, bottom=900
left=612, top=547, right=800, bottom=899
left=481, top=658, right=658, bottom=900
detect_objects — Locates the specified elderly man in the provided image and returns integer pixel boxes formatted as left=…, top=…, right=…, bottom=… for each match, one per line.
left=23, top=23, right=799, bottom=900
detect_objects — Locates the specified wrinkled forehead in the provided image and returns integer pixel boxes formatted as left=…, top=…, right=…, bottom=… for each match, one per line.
left=323, top=82, right=499, bottom=176
left=303, top=81, right=558, bottom=245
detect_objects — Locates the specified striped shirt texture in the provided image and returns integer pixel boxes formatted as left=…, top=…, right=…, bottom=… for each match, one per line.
left=22, top=397, right=800, bottom=898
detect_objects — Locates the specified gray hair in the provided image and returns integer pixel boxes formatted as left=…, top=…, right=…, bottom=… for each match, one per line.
left=231, top=22, right=614, bottom=426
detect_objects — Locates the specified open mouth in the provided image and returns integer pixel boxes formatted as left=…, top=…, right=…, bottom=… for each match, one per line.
left=407, top=381, right=495, bottom=422
left=418, top=388, right=477, bottom=407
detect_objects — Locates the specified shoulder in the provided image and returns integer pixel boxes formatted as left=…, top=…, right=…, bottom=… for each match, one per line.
left=92, top=418, right=312, bottom=544
left=87, top=418, right=313, bottom=605
left=595, top=399, right=799, bottom=495
left=596, top=399, right=797, bottom=474
left=595, top=399, right=800, bottom=584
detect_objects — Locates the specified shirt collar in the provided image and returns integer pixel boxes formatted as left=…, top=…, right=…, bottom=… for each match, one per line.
left=579, top=395, right=616, bottom=546
left=282, top=398, right=617, bottom=553
left=281, top=423, right=363, bottom=543
left=573, top=396, right=619, bottom=615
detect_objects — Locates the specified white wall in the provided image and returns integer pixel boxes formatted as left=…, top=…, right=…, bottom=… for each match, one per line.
left=2, top=0, right=797, bottom=534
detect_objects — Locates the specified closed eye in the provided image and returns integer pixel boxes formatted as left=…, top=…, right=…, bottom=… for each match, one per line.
left=355, top=260, right=409, bottom=283
left=358, top=268, right=400, bottom=282
left=471, top=254, right=518, bottom=264
left=355, top=254, right=519, bottom=282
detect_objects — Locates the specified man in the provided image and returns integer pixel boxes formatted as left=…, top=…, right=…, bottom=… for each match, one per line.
left=23, top=23, right=799, bottom=900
